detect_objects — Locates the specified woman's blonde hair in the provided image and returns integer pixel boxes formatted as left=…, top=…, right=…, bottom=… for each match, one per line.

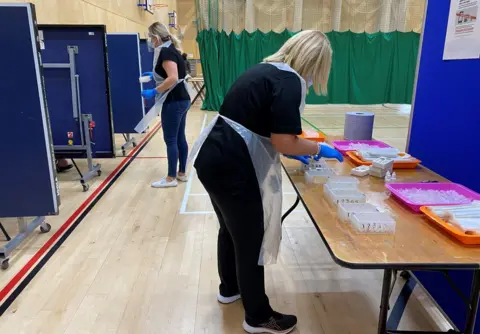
left=264, top=30, right=332, bottom=96
left=148, top=22, right=181, bottom=50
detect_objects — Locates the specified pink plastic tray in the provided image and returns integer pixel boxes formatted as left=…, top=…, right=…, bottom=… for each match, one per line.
left=385, top=183, right=480, bottom=212
left=332, top=140, right=392, bottom=155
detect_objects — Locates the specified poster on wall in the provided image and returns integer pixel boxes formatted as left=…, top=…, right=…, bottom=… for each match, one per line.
left=443, top=0, right=480, bottom=60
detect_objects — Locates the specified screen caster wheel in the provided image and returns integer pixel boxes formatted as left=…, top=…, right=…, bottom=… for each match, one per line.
left=82, top=184, right=90, bottom=192
left=400, top=271, right=411, bottom=280
left=40, top=223, right=51, bottom=233
left=97, top=170, right=102, bottom=176
left=122, top=149, right=126, bottom=156
left=1, top=259, right=9, bottom=270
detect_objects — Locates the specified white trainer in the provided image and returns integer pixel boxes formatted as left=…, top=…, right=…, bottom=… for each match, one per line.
left=151, top=178, right=178, bottom=188
left=217, top=293, right=241, bottom=304
left=177, top=174, right=188, bottom=182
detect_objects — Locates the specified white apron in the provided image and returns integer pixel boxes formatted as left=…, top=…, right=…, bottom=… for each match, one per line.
left=188, top=62, right=306, bottom=265
left=134, top=41, right=193, bottom=133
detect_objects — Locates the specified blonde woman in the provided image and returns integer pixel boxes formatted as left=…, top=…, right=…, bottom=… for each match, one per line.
left=141, top=22, right=191, bottom=188
left=190, top=31, right=343, bottom=333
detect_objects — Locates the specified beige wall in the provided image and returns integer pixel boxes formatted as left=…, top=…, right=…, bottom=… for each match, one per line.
left=1, top=0, right=177, bottom=34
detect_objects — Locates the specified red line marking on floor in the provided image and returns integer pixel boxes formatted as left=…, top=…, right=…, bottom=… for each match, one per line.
left=0, top=122, right=162, bottom=303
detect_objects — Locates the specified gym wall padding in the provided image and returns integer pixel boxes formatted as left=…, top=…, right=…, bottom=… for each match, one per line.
left=106, top=34, right=145, bottom=134
left=39, top=25, right=115, bottom=158
left=139, top=39, right=156, bottom=113
left=408, top=0, right=480, bottom=332
left=0, top=3, right=59, bottom=218
left=197, top=29, right=420, bottom=110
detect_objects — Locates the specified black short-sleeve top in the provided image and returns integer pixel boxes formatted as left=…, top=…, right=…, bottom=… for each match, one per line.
left=154, top=44, right=190, bottom=103
left=219, top=63, right=303, bottom=137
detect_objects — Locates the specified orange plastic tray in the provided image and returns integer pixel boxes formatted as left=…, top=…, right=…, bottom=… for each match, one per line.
left=346, top=151, right=421, bottom=169
left=420, top=206, right=480, bottom=245
left=298, top=129, right=326, bottom=142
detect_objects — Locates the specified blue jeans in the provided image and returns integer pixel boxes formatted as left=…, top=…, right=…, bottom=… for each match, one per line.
left=161, top=100, right=191, bottom=177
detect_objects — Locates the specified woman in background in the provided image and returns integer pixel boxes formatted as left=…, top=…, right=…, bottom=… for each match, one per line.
left=190, top=31, right=343, bottom=333
left=182, top=53, right=191, bottom=75
left=141, top=22, right=191, bottom=188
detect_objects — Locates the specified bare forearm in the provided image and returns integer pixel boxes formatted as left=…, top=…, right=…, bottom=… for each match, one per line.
left=155, top=76, right=177, bottom=93
left=271, top=135, right=318, bottom=156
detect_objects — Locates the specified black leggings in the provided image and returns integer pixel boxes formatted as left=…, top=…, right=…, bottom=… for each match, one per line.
left=195, top=125, right=274, bottom=323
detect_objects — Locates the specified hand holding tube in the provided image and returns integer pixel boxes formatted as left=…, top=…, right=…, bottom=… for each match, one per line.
left=314, top=143, right=343, bottom=162
left=141, top=89, right=158, bottom=99
left=284, top=155, right=311, bottom=165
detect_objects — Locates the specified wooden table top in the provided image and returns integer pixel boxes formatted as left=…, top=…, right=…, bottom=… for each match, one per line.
left=282, top=156, right=480, bottom=270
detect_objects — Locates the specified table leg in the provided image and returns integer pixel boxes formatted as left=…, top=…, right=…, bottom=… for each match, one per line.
left=378, top=269, right=393, bottom=334
left=192, top=84, right=205, bottom=105
left=282, top=196, right=300, bottom=224
left=464, top=270, right=480, bottom=334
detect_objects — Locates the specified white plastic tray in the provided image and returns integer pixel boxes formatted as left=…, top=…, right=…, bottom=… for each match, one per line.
left=324, top=185, right=366, bottom=206
left=326, top=176, right=359, bottom=189
left=351, top=212, right=396, bottom=233
left=302, top=159, right=327, bottom=171
left=337, top=203, right=378, bottom=223
left=304, top=167, right=336, bottom=184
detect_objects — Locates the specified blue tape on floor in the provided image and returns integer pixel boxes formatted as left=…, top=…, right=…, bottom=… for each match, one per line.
left=387, top=278, right=418, bottom=330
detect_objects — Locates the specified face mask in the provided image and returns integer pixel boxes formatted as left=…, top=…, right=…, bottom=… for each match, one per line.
left=147, top=38, right=154, bottom=52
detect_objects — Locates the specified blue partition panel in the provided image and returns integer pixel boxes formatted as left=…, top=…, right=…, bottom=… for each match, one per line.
left=408, top=0, right=480, bottom=332
left=39, top=25, right=115, bottom=158
left=106, top=34, right=145, bottom=134
left=408, top=2, right=480, bottom=192
left=139, top=39, right=156, bottom=112
left=0, top=3, right=59, bottom=218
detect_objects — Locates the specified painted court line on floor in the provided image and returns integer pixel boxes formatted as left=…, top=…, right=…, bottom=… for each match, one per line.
left=0, top=122, right=162, bottom=313
left=134, top=156, right=168, bottom=159
left=181, top=209, right=306, bottom=215
left=180, top=113, right=208, bottom=214
left=188, top=191, right=297, bottom=196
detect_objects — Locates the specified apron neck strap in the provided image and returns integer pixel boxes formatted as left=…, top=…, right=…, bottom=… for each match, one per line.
left=264, top=62, right=306, bottom=115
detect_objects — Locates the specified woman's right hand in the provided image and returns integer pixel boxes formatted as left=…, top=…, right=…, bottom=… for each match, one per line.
left=315, top=143, right=343, bottom=162
left=284, top=155, right=311, bottom=165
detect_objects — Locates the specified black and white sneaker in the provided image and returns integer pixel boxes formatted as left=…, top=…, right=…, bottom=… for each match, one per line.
left=217, top=293, right=241, bottom=304
left=243, top=312, right=297, bottom=334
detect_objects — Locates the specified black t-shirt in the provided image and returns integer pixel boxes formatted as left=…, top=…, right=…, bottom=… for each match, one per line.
left=219, top=63, right=303, bottom=137
left=155, top=44, right=190, bottom=103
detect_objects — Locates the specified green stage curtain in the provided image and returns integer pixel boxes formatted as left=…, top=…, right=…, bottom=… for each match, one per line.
left=196, top=30, right=420, bottom=111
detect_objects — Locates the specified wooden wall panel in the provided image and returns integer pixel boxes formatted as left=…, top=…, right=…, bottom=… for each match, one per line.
left=0, top=0, right=177, bottom=34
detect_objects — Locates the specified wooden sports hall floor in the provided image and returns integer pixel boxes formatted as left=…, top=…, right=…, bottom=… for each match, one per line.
left=0, top=104, right=451, bottom=333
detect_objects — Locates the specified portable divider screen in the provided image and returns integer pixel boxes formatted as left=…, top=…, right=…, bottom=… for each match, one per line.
left=0, top=3, right=60, bottom=218
left=0, top=3, right=57, bottom=269
left=38, top=24, right=115, bottom=159
left=39, top=24, right=115, bottom=190
left=106, top=33, right=145, bottom=155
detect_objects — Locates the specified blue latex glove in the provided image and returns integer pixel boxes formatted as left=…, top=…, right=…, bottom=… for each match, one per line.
left=284, top=155, right=311, bottom=165
left=315, top=143, right=344, bottom=162
left=142, top=72, right=154, bottom=79
left=141, top=89, right=158, bottom=99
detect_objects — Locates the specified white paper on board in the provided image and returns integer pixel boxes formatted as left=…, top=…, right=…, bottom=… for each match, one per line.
left=443, top=0, right=480, bottom=60
left=38, top=30, right=45, bottom=50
